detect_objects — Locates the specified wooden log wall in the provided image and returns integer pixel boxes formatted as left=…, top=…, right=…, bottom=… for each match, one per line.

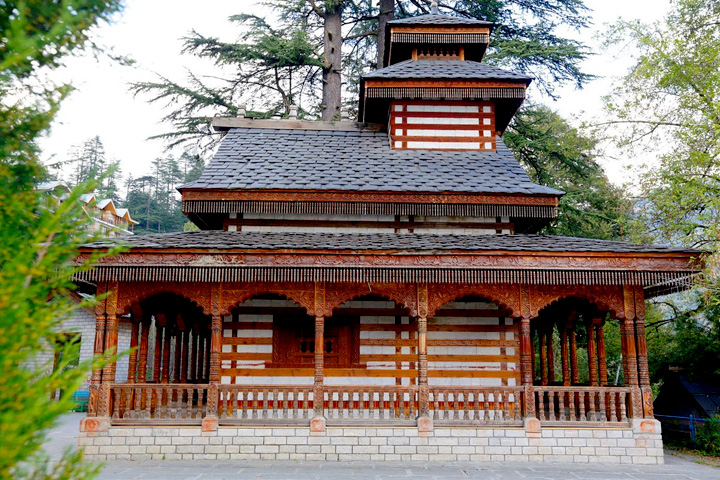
left=225, top=213, right=512, bottom=235
left=218, top=297, right=519, bottom=387
left=390, top=100, right=496, bottom=151
left=429, top=299, right=519, bottom=386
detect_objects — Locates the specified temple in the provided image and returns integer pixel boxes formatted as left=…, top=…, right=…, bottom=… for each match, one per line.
left=77, top=9, right=702, bottom=464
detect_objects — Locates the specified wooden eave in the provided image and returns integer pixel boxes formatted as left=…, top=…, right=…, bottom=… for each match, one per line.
left=179, top=188, right=560, bottom=207
left=211, top=117, right=384, bottom=133
left=75, top=246, right=702, bottom=298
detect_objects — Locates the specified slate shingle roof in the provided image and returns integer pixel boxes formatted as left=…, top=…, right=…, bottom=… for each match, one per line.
left=84, top=231, right=699, bottom=255
left=180, top=129, right=560, bottom=195
left=389, top=14, right=494, bottom=27
left=363, top=60, right=531, bottom=82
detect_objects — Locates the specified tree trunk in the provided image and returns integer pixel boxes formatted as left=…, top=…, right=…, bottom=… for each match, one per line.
left=321, top=4, right=343, bottom=121
left=377, top=0, right=395, bottom=69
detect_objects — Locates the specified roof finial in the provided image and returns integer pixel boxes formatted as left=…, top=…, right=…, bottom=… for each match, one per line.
left=431, top=1, right=439, bottom=15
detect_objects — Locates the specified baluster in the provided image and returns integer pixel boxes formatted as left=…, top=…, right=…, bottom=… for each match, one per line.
left=271, top=388, right=278, bottom=419
left=124, top=387, right=133, bottom=419
left=514, top=391, right=522, bottom=422
left=132, top=386, right=141, bottom=416
left=558, top=390, right=566, bottom=422
left=502, top=391, right=511, bottom=424
left=111, top=388, right=120, bottom=419
left=482, top=391, right=490, bottom=424
left=143, top=388, right=151, bottom=419
left=494, top=390, right=502, bottom=423
left=598, top=389, right=607, bottom=422
left=576, top=391, right=585, bottom=421
left=609, top=391, right=617, bottom=422
left=619, top=392, right=628, bottom=421
left=587, top=391, right=597, bottom=422
left=568, top=389, right=576, bottom=422
left=250, top=389, right=257, bottom=419
left=263, top=388, right=269, bottom=420
left=536, top=390, right=545, bottom=421
left=547, top=390, right=556, bottom=421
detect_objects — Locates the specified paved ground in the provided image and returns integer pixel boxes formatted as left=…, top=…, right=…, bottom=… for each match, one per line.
left=46, top=413, right=720, bottom=480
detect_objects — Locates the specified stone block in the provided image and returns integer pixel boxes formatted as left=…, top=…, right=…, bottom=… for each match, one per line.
left=255, top=445, right=280, bottom=454
left=171, top=437, right=191, bottom=445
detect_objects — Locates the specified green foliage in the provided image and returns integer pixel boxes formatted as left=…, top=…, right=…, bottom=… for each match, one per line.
left=645, top=296, right=720, bottom=384
left=0, top=1, right=123, bottom=478
left=696, top=417, right=720, bottom=456
left=504, top=105, right=629, bottom=239
left=130, top=14, right=323, bottom=150
left=124, top=152, right=202, bottom=234
left=607, top=0, right=720, bottom=252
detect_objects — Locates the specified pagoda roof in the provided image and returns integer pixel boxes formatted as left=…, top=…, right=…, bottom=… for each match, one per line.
left=363, top=60, right=531, bottom=83
left=388, top=14, right=494, bottom=27
left=84, top=231, right=699, bottom=255
left=180, top=126, right=561, bottom=197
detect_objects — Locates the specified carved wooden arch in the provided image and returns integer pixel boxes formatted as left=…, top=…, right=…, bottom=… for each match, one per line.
left=323, top=283, right=372, bottom=317
left=427, top=283, right=522, bottom=319
left=219, top=282, right=315, bottom=317
left=117, top=282, right=211, bottom=316
left=529, top=284, right=625, bottom=319
left=324, top=283, right=418, bottom=317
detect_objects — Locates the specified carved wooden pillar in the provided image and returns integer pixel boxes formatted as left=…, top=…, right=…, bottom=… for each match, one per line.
left=138, top=315, right=150, bottom=383
left=180, top=330, right=189, bottom=383
left=102, top=314, right=119, bottom=383
left=417, top=314, right=429, bottom=416
left=588, top=319, right=599, bottom=386
left=313, top=315, right=325, bottom=418
left=204, top=331, right=211, bottom=382
left=161, top=323, right=171, bottom=383
left=634, top=287, right=650, bottom=387
left=209, top=315, right=222, bottom=383
left=539, top=324, right=548, bottom=386
left=561, top=322, right=570, bottom=387
left=597, top=322, right=608, bottom=385
left=172, top=329, right=181, bottom=383
left=634, top=286, right=653, bottom=418
left=101, top=283, right=119, bottom=383
left=88, top=301, right=107, bottom=416
left=621, top=286, right=639, bottom=386
left=530, top=328, right=537, bottom=382
left=188, top=329, right=196, bottom=383
left=90, top=309, right=107, bottom=387
left=546, top=325, right=555, bottom=384
left=128, top=319, right=140, bottom=383
left=153, top=320, right=162, bottom=382
left=520, top=316, right=533, bottom=385
left=196, top=329, right=205, bottom=382
left=570, top=328, right=579, bottom=385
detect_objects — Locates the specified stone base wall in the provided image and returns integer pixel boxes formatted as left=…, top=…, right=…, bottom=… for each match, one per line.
left=79, top=420, right=663, bottom=464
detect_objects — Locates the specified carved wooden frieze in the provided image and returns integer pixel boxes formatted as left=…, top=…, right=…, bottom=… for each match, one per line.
left=529, top=284, right=625, bottom=319
left=219, top=282, right=315, bottom=316
left=427, top=283, right=522, bottom=318
left=81, top=251, right=696, bottom=272
left=116, top=282, right=211, bottom=316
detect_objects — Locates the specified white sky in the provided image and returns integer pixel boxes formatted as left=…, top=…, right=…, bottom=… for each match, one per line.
left=39, top=0, right=670, bottom=186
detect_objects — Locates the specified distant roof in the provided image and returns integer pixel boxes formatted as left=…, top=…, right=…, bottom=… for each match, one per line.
left=675, top=372, right=720, bottom=416
left=180, top=128, right=561, bottom=196
left=37, top=181, right=69, bottom=192
left=389, top=14, right=494, bottom=27
left=364, top=60, right=531, bottom=82
left=83, top=231, right=699, bottom=255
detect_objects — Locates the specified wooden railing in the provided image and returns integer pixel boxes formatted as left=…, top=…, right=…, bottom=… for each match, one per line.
left=108, top=384, right=209, bottom=425
left=324, top=386, right=418, bottom=424
left=429, top=387, right=524, bottom=425
left=534, top=386, right=634, bottom=426
left=217, top=385, right=314, bottom=424
left=104, top=383, right=640, bottom=427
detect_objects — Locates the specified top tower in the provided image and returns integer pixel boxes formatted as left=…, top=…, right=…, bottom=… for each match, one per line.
left=360, top=9, right=530, bottom=151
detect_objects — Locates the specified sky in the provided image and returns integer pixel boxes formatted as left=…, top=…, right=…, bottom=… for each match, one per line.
left=40, top=0, right=671, bottom=186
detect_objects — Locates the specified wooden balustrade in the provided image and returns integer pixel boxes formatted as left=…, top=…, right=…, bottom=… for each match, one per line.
left=217, top=385, right=314, bottom=424
left=429, top=387, right=524, bottom=425
left=108, top=384, right=208, bottom=425
left=534, top=386, right=634, bottom=426
left=324, top=386, right=418, bottom=424
left=104, top=383, right=640, bottom=428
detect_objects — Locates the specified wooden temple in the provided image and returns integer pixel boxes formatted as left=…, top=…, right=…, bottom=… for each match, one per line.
left=78, top=9, right=702, bottom=463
